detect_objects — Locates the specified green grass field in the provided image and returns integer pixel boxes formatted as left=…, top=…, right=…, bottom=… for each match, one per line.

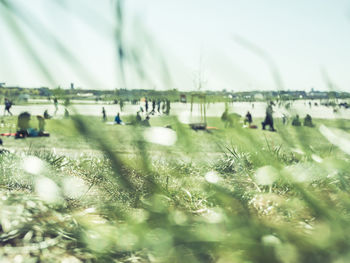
left=1, top=114, right=350, bottom=262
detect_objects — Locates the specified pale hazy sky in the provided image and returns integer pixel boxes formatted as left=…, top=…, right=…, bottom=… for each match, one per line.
left=0, top=0, right=349, bottom=91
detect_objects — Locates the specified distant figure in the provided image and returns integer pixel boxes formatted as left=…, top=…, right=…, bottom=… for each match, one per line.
left=262, top=102, right=275, bottom=131
left=120, top=100, right=124, bottom=112
left=157, top=99, right=161, bottom=113
left=282, top=114, right=288, bottom=125
left=44, top=110, right=51, bottom=119
left=4, top=98, right=12, bottom=116
left=136, top=111, right=142, bottom=123
left=244, top=111, right=252, bottom=126
left=114, top=112, right=122, bottom=124
left=53, top=97, right=58, bottom=115
left=303, top=114, right=314, bottom=127
left=162, top=100, right=166, bottom=113
left=221, top=105, right=235, bottom=128
left=102, top=107, right=107, bottom=122
left=142, top=116, right=150, bottom=127
left=37, top=115, right=45, bottom=134
left=151, top=100, right=156, bottom=114
left=165, top=99, right=171, bottom=115
left=291, top=115, right=301, bottom=126
left=64, top=108, right=69, bottom=118
left=221, top=108, right=229, bottom=127
left=145, top=98, right=149, bottom=113
left=64, top=98, right=70, bottom=107
left=309, top=101, right=312, bottom=108
left=16, top=112, right=31, bottom=138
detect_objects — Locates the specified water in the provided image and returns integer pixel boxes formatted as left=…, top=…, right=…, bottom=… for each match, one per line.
left=3, top=101, right=350, bottom=120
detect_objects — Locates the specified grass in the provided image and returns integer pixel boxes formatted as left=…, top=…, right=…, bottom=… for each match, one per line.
left=1, top=1, right=350, bottom=261
left=1, top=113, right=350, bottom=262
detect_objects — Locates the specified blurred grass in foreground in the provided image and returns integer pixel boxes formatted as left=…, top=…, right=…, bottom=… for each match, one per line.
left=1, top=116, right=350, bottom=262
left=2, top=0, right=350, bottom=262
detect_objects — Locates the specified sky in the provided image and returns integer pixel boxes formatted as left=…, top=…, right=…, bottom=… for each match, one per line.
left=0, top=0, right=349, bottom=91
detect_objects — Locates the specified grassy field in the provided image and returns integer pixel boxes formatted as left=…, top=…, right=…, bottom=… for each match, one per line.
left=1, top=114, right=350, bottom=262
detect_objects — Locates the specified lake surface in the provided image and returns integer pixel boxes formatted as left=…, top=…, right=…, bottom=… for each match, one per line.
left=4, top=100, right=350, bottom=121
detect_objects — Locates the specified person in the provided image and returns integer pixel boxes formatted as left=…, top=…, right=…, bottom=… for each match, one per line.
left=114, top=112, right=123, bottom=124
left=157, top=99, right=161, bottom=113
left=120, top=100, right=124, bottom=112
left=136, top=111, right=142, bottom=123
left=4, top=98, right=12, bottom=116
left=145, top=98, right=149, bottom=113
left=64, top=108, right=70, bottom=118
left=221, top=104, right=235, bottom=128
left=16, top=112, right=31, bottom=138
left=165, top=99, right=171, bottom=115
left=151, top=100, right=156, bottom=114
left=37, top=115, right=45, bottom=135
left=102, top=107, right=107, bottom=122
left=161, top=100, right=166, bottom=113
left=291, top=115, right=301, bottom=126
left=142, top=116, right=150, bottom=127
left=282, top=114, right=288, bottom=125
left=303, top=114, right=314, bottom=127
left=221, top=108, right=229, bottom=128
left=244, top=111, right=252, bottom=126
left=262, top=102, right=276, bottom=131
left=64, top=98, right=70, bottom=107
left=44, top=110, right=51, bottom=119
left=53, top=97, right=58, bottom=115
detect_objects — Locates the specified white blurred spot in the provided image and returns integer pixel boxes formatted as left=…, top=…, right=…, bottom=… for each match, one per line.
left=262, top=235, right=281, bottom=246
left=61, top=256, right=81, bottom=263
left=291, top=148, right=305, bottom=155
left=178, top=111, right=192, bottom=124
left=205, top=209, right=223, bottom=224
left=13, top=255, right=23, bottom=263
left=283, top=163, right=322, bottom=182
left=35, top=177, right=61, bottom=203
left=63, top=177, right=88, bottom=199
left=84, top=207, right=96, bottom=214
left=311, top=154, right=323, bottom=163
left=205, top=171, right=220, bottom=184
left=320, top=125, right=350, bottom=155
left=130, top=209, right=149, bottom=224
left=255, top=166, right=278, bottom=185
left=172, top=210, right=187, bottom=225
left=22, top=156, right=45, bottom=175
left=143, top=127, right=177, bottom=146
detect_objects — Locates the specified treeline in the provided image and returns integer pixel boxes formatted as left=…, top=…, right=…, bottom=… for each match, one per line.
left=1, top=86, right=350, bottom=103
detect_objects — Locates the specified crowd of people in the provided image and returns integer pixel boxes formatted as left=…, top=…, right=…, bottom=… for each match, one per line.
left=1, top=97, right=67, bottom=139
left=15, top=112, right=49, bottom=138
left=220, top=101, right=316, bottom=132
left=101, top=98, right=171, bottom=127
left=0, top=95, right=324, bottom=142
